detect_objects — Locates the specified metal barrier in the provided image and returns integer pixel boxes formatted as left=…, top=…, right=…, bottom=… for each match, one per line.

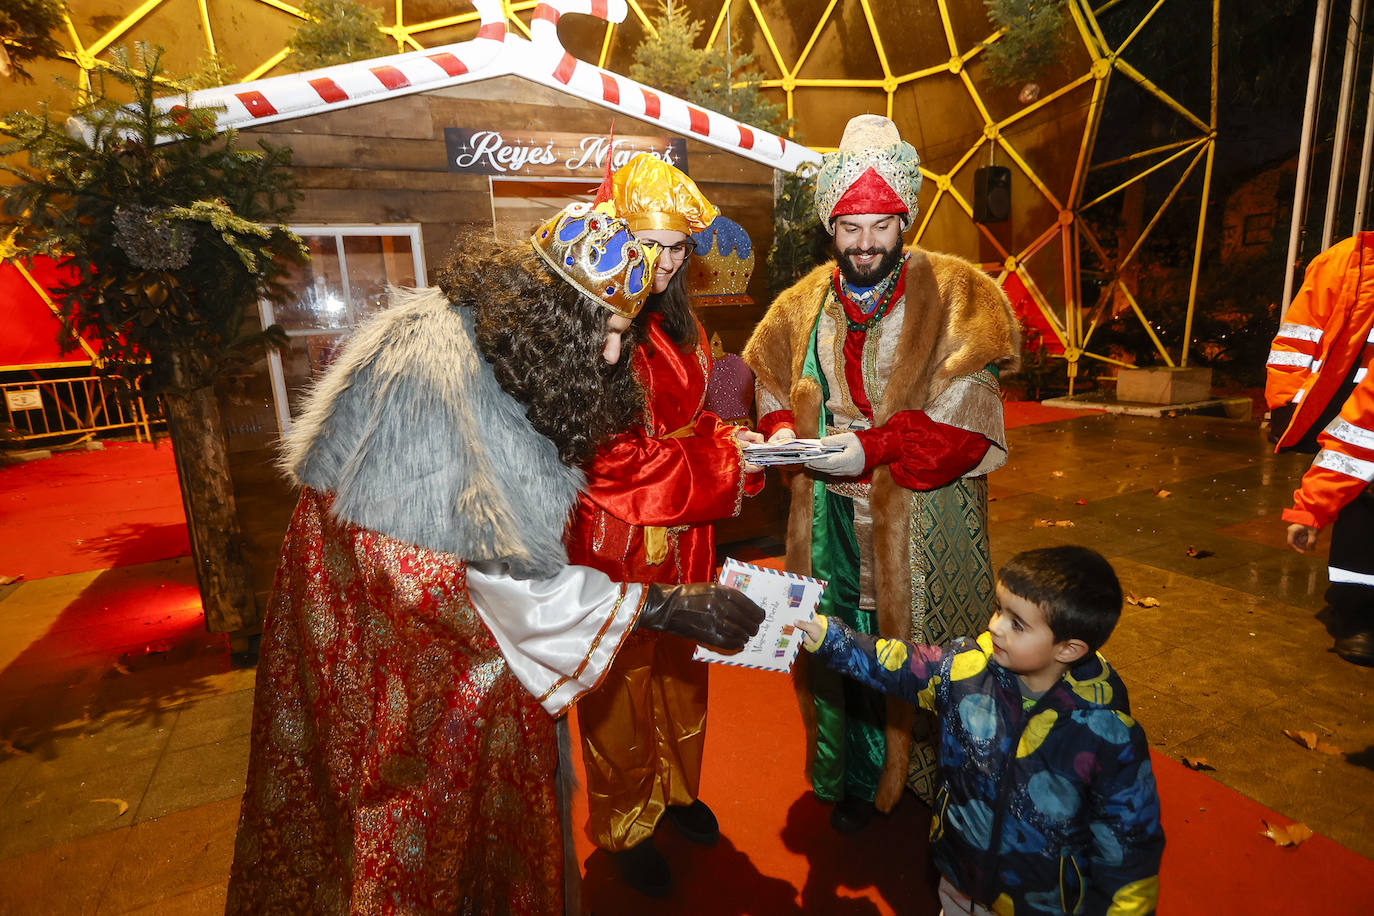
left=1, top=373, right=159, bottom=443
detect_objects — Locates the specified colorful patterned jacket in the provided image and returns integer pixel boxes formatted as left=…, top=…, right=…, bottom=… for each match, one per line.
left=810, top=617, right=1163, bottom=916
left=1265, top=233, right=1374, bottom=529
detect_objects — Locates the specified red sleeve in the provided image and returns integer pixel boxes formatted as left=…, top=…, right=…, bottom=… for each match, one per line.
left=581, top=412, right=749, bottom=526
left=758, top=409, right=795, bottom=439
left=855, top=409, right=992, bottom=491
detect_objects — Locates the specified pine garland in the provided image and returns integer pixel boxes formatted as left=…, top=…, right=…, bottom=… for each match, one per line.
left=982, top=0, right=1073, bottom=87
left=0, top=0, right=66, bottom=82
left=628, top=0, right=790, bottom=136
left=289, top=0, right=389, bottom=72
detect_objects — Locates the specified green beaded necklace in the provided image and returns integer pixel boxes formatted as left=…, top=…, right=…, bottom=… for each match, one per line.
left=833, top=253, right=908, bottom=333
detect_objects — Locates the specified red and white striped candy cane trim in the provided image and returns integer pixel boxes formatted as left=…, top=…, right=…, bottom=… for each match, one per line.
left=162, top=0, right=507, bottom=133
left=526, top=1, right=817, bottom=172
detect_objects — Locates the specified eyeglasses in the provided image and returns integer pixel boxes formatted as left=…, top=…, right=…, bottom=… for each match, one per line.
left=648, top=241, right=694, bottom=262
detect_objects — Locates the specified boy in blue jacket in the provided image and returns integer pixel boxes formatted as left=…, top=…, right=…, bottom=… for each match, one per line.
left=796, top=546, right=1163, bottom=916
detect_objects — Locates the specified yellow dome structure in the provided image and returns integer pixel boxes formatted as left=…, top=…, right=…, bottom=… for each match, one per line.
left=3, top=1, right=1219, bottom=390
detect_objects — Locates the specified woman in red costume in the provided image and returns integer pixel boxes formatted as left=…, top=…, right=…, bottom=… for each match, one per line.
left=567, top=154, right=765, bottom=897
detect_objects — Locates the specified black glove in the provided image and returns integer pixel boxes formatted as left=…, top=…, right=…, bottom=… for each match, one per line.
left=638, top=583, right=766, bottom=651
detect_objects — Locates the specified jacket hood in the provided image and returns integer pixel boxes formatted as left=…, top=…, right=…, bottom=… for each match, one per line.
left=975, top=631, right=1131, bottom=714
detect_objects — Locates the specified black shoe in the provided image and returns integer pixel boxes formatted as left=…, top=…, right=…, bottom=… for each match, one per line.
left=665, top=799, right=719, bottom=845
left=611, top=838, right=671, bottom=898
left=1335, top=631, right=1374, bottom=667
left=829, top=796, right=874, bottom=834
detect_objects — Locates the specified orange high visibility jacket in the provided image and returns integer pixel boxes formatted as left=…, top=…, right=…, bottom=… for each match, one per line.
left=1265, top=233, right=1374, bottom=529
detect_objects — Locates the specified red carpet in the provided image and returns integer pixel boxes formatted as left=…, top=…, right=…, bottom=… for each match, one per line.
left=1002, top=400, right=1103, bottom=428
left=572, top=665, right=1374, bottom=915
left=0, top=441, right=189, bottom=581
left=4, top=437, right=1372, bottom=913
left=1150, top=752, right=1374, bottom=914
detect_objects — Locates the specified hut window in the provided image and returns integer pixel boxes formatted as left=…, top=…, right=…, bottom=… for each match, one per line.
left=260, top=225, right=426, bottom=435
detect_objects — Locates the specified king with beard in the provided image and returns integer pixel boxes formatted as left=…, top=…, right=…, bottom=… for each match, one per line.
left=744, top=115, right=1020, bottom=833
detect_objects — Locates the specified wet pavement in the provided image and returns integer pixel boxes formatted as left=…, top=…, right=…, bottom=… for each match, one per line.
left=0, top=411, right=1370, bottom=913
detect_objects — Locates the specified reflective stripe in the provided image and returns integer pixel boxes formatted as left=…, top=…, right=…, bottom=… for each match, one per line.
left=1312, top=359, right=1324, bottom=372
left=1278, top=322, right=1323, bottom=342
left=1327, top=418, right=1374, bottom=450
left=1293, top=387, right=1307, bottom=403
left=1357, top=367, right=1368, bottom=383
left=1368, top=326, right=1374, bottom=343
left=1314, top=448, right=1374, bottom=481
left=1330, top=566, right=1374, bottom=586
left=1267, top=350, right=1313, bottom=368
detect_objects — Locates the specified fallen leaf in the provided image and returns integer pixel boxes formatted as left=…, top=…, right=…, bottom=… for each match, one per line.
left=1284, top=729, right=1318, bottom=749
left=1075, top=498, right=1087, bottom=506
left=1185, top=545, right=1215, bottom=559
left=1033, top=519, right=1076, bottom=528
left=1260, top=820, right=1313, bottom=847
left=1283, top=728, right=1341, bottom=755
left=1181, top=756, right=1214, bottom=771
left=1050, top=470, right=1066, bottom=478
left=1126, top=593, right=1161, bottom=608
left=1154, top=488, right=1172, bottom=498
left=0, top=574, right=19, bottom=586
left=92, top=797, right=129, bottom=817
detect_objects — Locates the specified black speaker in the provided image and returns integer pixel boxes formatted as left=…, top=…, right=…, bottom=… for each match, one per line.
left=974, top=166, right=1012, bottom=223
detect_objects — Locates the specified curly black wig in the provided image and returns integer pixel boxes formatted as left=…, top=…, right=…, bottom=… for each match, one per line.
left=436, top=229, right=645, bottom=467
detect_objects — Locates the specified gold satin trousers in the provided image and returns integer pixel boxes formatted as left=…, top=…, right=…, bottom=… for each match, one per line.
left=575, top=630, right=710, bottom=851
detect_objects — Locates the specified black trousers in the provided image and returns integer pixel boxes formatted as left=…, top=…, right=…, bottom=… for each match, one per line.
left=1328, top=487, right=1374, bottom=623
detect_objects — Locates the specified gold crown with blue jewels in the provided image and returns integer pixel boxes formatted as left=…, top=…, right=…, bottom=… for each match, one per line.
left=530, top=202, right=660, bottom=319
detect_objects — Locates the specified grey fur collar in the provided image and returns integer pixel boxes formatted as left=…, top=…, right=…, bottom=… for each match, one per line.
left=279, top=286, right=584, bottom=579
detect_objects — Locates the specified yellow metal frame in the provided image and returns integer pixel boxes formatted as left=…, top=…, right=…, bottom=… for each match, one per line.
left=689, top=0, right=1220, bottom=390
left=33, top=1, right=1219, bottom=391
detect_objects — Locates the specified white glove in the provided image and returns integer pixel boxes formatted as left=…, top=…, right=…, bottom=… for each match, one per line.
left=804, top=431, right=865, bottom=477
left=767, top=426, right=797, bottom=444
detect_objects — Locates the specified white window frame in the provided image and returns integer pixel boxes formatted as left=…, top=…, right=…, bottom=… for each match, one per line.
left=260, top=224, right=426, bottom=436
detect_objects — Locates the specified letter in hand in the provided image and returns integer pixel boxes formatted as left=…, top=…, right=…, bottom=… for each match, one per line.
left=736, top=426, right=766, bottom=474
left=638, top=583, right=766, bottom=650
left=804, top=431, right=865, bottom=477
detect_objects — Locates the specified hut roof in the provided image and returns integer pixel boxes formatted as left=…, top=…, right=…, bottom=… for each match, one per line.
left=168, top=0, right=818, bottom=174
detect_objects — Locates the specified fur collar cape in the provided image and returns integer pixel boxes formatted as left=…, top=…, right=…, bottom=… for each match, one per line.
left=279, top=286, right=583, bottom=580
left=745, top=246, right=1020, bottom=428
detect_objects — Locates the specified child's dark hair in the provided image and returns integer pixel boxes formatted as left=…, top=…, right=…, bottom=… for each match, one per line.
left=997, top=546, right=1123, bottom=653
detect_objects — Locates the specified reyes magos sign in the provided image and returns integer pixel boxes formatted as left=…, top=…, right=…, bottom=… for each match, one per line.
left=444, top=128, right=689, bottom=177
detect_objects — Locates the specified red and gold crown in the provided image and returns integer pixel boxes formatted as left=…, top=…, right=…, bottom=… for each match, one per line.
left=530, top=202, right=661, bottom=319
